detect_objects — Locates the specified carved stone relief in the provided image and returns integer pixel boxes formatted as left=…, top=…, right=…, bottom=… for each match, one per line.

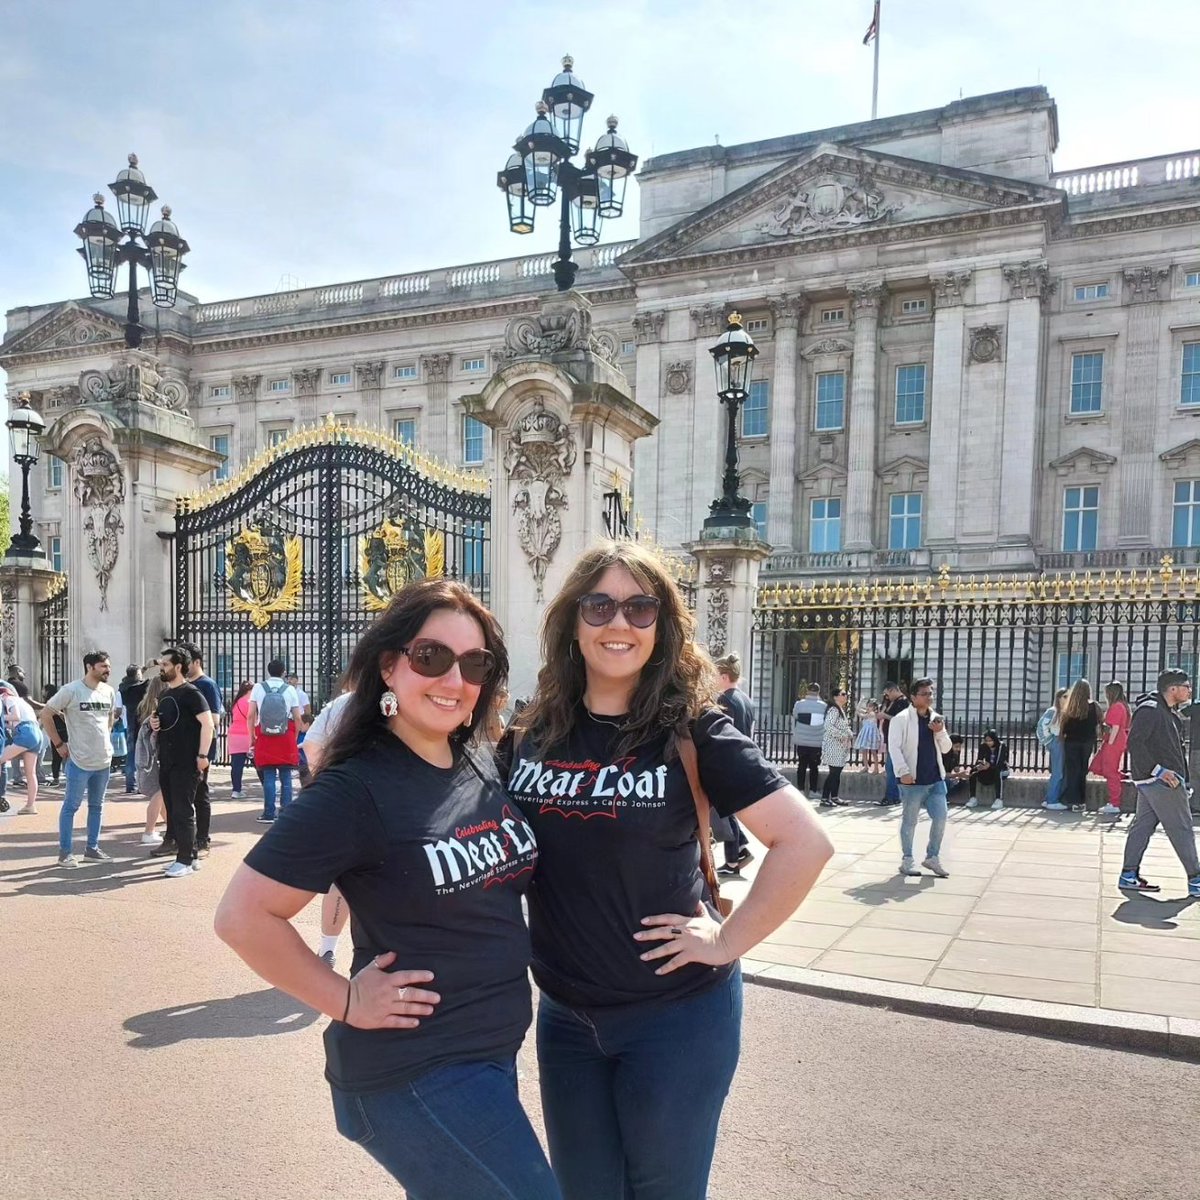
left=420, top=353, right=451, bottom=382
left=504, top=399, right=577, bottom=601
left=760, top=175, right=899, bottom=238
left=665, top=362, right=692, bottom=395
left=690, top=303, right=726, bottom=338
left=591, top=329, right=620, bottom=365
left=0, top=584, right=14, bottom=668
left=850, top=281, right=884, bottom=316
left=293, top=367, right=322, bottom=396
left=931, top=270, right=972, bottom=307
left=801, top=337, right=853, bottom=360
left=504, top=306, right=592, bottom=358
left=768, top=294, right=807, bottom=329
left=1003, top=261, right=1054, bottom=302
left=631, top=310, right=666, bottom=345
left=1123, top=265, right=1170, bottom=303
left=354, top=361, right=385, bottom=389
left=234, top=374, right=261, bottom=401
left=706, top=587, right=731, bottom=656
left=71, top=436, right=125, bottom=611
left=79, top=353, right=191, bottom=414
left=969, top=325, right=1004, bottom=364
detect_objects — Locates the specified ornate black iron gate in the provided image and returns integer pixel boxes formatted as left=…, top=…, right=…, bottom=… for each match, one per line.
left=175, top=419, right=491, bottom=708
left=38, top=575, right=70, bottom=692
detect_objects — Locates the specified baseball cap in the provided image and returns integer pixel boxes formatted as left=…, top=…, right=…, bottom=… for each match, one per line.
left=1158, top=668, right=1192, bottom=691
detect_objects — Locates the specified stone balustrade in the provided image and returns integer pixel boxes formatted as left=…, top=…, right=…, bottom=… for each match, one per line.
left=1052, top=150, right=1200, bottom=195
left=189, top=240, right=637, bottom=327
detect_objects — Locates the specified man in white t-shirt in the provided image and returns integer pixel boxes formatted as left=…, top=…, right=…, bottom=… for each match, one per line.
left=39, top=651, right=117, bottom=868
left=248, top=660, right=303, bottom=820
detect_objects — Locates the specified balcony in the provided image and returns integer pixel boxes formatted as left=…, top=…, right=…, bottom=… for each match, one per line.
left=1051, top=150, right=1200, bottom=196
left=1039, top=547, right=1200, bottom=572
left=761, top=548, right=931, bottom=577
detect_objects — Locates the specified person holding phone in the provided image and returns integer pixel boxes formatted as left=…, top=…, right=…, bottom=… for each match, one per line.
left=1118, top=668, right=1200, bottom=897
left=887, top=677, right=952, bottom=879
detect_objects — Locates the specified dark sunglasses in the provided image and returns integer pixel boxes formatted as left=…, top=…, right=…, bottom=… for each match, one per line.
left=401, top=639, right=496, bottom=686
left=577, top=593, right=661, bottom=629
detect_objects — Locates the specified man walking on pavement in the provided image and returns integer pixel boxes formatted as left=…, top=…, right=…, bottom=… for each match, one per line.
left=178, top=642, right=223, bottom=858
left=714, top=653, right=756, bottom=877
left=39, top=651, right=117, bottom=868
left=878, top=681, right=909, bottom=806
left=1118, top=668, right=1200, bottom=897
left=889, top=677, right=952, bottom=879
left=151, top=648, right=215, bottom=878
left=792, top=683, right=826, bottom=800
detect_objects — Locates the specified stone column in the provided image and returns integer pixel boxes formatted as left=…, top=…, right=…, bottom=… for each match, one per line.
left=421, top=353, right=452, bottom=460
left=690, top=303, right=726, bottom=536
left=631, top=309, right=666, bottom=534
left=766, top=294, right=805, bottom=549
left=998, top=262, right=1053, bottom=557
left=1118, top=266, right=1170, bottom=544
left=233, top=374, right=260, bottom=459
left=925, top=271, right=971, bottom=549
left=0, top=559, right=60, bottom=695
left=686, top=534, right=771, bottom=665
left=843, top=281, right=884, bottom=551
left=354, top=360, right=385, bottom=431
left=293, top=366, right=323, bottom=425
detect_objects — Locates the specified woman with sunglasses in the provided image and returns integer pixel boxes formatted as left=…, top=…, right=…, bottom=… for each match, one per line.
left=500, top=540, right=833, bottom=1200
left=216, top=580, right=560, bottom=1200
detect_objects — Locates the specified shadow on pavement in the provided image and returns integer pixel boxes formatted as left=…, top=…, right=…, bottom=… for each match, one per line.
left=843, top=876, right=934, bottom=905
left=124, top=988, right=320, bottom=1048
left=7, top=858, right=170, bottom=896
left=1109, top=895, right=1199, bottom=930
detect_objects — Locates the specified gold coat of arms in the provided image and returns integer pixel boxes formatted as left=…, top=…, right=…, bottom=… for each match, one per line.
left=361, top=516, right=445, bottom=611
left=226, top=525, right=303, bottom=629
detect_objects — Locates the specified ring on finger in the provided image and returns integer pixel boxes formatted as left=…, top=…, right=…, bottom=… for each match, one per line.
left=670, top=926, right=683, bottom=935
left=397, top=986, right=409, bottom=1002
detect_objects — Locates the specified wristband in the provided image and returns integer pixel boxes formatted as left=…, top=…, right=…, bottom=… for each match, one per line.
left=341, top=981, right=352, bottom=1023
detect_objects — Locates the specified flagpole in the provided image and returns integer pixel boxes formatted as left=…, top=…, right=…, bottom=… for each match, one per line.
left=871, top=1, right=881, bottom=119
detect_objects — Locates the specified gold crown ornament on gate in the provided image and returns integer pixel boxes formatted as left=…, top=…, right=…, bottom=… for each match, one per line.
left=226, top=525, right=303, bottom=629
left=360, top=516, right=446, bottom=612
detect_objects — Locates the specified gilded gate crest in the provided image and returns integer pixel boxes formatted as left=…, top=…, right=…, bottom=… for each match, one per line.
left=360, top=516, right=445, bottom=611
left=226, top=525, right=303, bottom=629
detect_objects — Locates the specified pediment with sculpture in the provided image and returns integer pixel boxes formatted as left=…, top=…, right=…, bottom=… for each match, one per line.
left=0, top=301, right=124, bottom=364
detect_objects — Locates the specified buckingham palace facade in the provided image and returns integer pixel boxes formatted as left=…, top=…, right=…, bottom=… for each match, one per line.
left=5, top=85, right=1200, bottom=706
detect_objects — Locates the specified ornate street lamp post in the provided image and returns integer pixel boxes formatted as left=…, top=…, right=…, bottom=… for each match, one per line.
left=498, top=57, right=638, bottom=292
left=6, top=393, right=46, bottom=559
left=704, top=313, right=760, bottom=531
left=74, top=154, right=190, bottom=349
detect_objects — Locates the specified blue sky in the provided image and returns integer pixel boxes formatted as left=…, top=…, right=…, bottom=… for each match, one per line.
left=2, top=0, right=1198, bottom=340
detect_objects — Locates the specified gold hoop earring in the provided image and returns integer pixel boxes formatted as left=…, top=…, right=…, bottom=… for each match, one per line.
left=569, top=641, right=582, bottom=665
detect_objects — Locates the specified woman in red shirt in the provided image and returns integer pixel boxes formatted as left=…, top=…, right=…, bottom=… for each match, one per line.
left=1091, top=681, right=1130, bottom=817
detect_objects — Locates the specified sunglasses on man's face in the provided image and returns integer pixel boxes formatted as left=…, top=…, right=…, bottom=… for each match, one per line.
left=401, top=639, right=496, bottom=686
left=577, top=593, right=661, bottom=629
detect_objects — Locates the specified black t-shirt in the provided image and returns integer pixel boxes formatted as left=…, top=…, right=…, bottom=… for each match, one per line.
left=718, top=687, right=756, bottom=737
left=155, top=683, right=210, bottom=764
left=244, top=737, right=537, bottom=1093
left=121, top=680, right=148, bottom=731
left=9, top=678, right=30, bottom=700
left=881, top=695, right=910, bottom=734
left=498, top=706, right=787, bottom=1010
left=1061, top=703, right=1102, bottom=744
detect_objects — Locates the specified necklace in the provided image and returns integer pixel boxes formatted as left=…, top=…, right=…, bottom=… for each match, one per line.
left=585, top=709, right=626, bottom=730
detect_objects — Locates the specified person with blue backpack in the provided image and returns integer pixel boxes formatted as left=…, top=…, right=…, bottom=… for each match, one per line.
left=248, top=659, right=304, bottom=822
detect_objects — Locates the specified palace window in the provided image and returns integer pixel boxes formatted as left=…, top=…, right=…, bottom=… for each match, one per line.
left=809, top=497, right=842, bottom=553
left=394, top=364, right=418, bottom=380
left=815, top=371, right=846, bottom=431
left=1181, top=343, right=1200, bottom=407
left=1173, top=480, right=1200, bottom=548
left=49, top=536, right=63, bottom=573
left=1185, top=271, right=1200, bottom=289
left=895, top=364, right=927, bottom=425
left=620, top=340, right=635, bottom=356
left=1072, top=283, right=1109, bottom=302
left=900, top=297, right=928, bottom=315
left=820, top=307, right=845, bottom=324
left=47, top=455, right=64, bottom=489
left=1069, top=351, right=1104, bottom=415
left=462, top=357, right=486, bottom=373
left=745, top=317, right=769, bottom=334
left=888, top=493, right=922, bottom=550
left=268, top=378, right=290, bottom=394
left=329, top=371, right=352, bottom=386
left=267, top=427, right=290, bottom=448
left=752, top=501, right=768, bottom=541
left=1062, top=485, right=1099, bottom=552
left=463, top=415, right=485, bottom=464
left=210, top=434, right=230, bottom=480
left=463, top=521, right=486, bottom=575
left=742, top=379, right=769, bottom=438
left=1056, top=650, right=1088, bottom=691
left=209, top=384, right=231, bottom=399
left=393, top=418, right=416, bottom=446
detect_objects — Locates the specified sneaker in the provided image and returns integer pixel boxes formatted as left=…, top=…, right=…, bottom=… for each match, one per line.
left=162, top=861, right=193, bottom=878
left=965, top=797, right=978, bottom=809
left=256, top=815, right=275, bottom=824
left=899, top=857, right=921, bottom=877
left=150, top=840, right=178, bottom=857
left=1117, top=871, right=1161, bottom=892
left=1188, top=874, right=1200, bottom=899
left=1043, top=802, right=1069, bottom=811
left=140, top=832, right=164, bottom=845
left=17, top=806, right=37, bottom=815
left=819, top=798, right=836, bottom=808
left=990, top=798, right=1004, bottom=811
left=877, top=797, right=901, bottom=807
left=717, top=863, right=742, bottom=877
left=230, top=791, right=246, bottom=800
left=57, top=853, right=80, bottom=869
left=319, top=950, right=335, bottom=968
left=1098, top=803, right=1122, bottom=816
left=196, top=841, right=211, bottom=858
left=921, top=856, right=950, bottom=878
left=733, top=848, right=756, bottom=870
left=83, top=846, right=112, bottom=862
left=189, top=858, right=201, bottom=872
left=0, top=796, right=8, bottom=814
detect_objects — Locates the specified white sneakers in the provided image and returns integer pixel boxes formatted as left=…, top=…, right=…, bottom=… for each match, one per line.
left=991, top=798, right=1004, bottom=811
left=163, top=861, right=196, bottom=878
left=898, top=856, right=921, bottom=876
left=965, top=797, right=978, bottom=808
left=140, top=832, right=163, bottom=845
left=230, top=790, right=246, bottom=799
left=921, top=856, right=950, bottom=877
left=1098, top=803, right=1122, bottom=816
left=1043, top=801, right=1069, bottom=811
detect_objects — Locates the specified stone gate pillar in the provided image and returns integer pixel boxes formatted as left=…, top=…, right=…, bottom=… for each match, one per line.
left=685, top=531, right=771, bottom=666
left=0, top=560, right=61, bottom=693
left=465, top=292, right=658, bottom=700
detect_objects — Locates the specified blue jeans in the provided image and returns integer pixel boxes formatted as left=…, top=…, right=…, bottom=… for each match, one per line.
left=884, top=753, right=900, bottom=801
left=59, top=760, right=111, bottom=854
left=899, top=780, right=948, bottom=860
left=330, top=1058, right=561, bottom=1200
left=537, top=969, right=742, bottom=1200
left=259, top=765, right=293, bottom=818
left=1044, top=738, right=1064, bottom=805
left=124, top=728, right=138, bottom=791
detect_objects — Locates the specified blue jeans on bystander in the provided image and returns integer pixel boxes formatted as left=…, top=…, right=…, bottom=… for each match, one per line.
left=537, top=968, right=742, bottom=1200
left=330, top=1058, right=561, bottom=1200
left=59, top=759, right=111, bottom=855
left=899, top=779, right=948, bottom=861
left=1043, top=737, right=1064, bottom=806
left=884, top=753, right=900, bottom=802
left=259, top=765, right=293, bottom=819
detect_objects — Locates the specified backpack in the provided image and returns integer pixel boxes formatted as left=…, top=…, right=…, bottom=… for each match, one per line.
left=1035, top=707, right=1056, bottom=749
left=258, top=679, right=291, bottom=736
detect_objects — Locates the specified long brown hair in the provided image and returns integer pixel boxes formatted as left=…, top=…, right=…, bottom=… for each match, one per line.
left=1063, top=678, right=1093, bottom=721
left=138, top=675, right=167, bottom=721
left=318, top=579, right=508, bottom=775
left=1105, top=681, right=1126, bottom=705
left=517, top=540, right=718, bottom=754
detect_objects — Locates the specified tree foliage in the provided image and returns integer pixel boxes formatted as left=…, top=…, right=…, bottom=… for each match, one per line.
left=0, top=484, right=10, bottom=556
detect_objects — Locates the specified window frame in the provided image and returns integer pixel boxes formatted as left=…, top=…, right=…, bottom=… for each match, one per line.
left=393, top=417, right=416, bottom=446
left=1055, top=650, right=1088, bottom=692
left=46, top=455, right=64, bottom=490
left=266, top=426, right=291, bottom=448
left=1061, top=484, right=1100, bottom=552
left=209, top=384, right=231, bottom=399
left=1071, top=282, right=1110, bottom=302
left=887, top=492, right=923, bottom=551
left=809, top=496, right=842, bottom=554
left=328, top=371, right=352, bottom=387
left=49, top=535, right=63, bottom=573
left=744, top=317, right=769, bottom=335
left=393, top=363, right=419, bottom=381
left=899, top=297, right=928, bottom=316
left=751, top=501, right=768, bottom=541
left=461, top=356, right=486, bottom=374
left=1185, top=270, right=1200, bottom=290
left=894, top=363, right=927, bottom=426
left=814, top=370, right=846, bottom=432
left=1181, top=342, right=1200, bottom=408
left=742, top=379, right=769, bottom=438
left=1069, top=350, right=1105, bottom=416
left=462, top=414, right=485, bottom=465
left=1173, top=479, right=1200, bottom=548
left=268, top=378, right=291, bottom=394
left=209, top=433, right=231, bottom=481
left=820, top=306, right=846, bottom=325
